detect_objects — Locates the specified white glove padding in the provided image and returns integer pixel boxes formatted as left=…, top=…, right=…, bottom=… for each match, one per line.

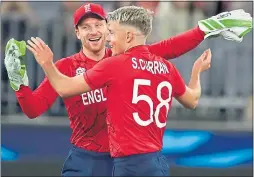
left=220, top=27, right=252, bottom=42
left=4, top=38, right=29, bottom=91
left=198, top=9, right=252, bottom=41
left=220, top=30, right=243, bottom=42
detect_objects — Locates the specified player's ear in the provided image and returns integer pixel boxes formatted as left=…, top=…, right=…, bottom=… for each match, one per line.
left=126, top=31, right=133, bottom=43
left=75, top=27, right=81, bottom=40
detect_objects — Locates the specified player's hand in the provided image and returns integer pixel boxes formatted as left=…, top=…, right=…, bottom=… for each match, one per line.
left=198, top=9, right=252, bottom=42
left=26, top=37, right=53, bottom=67
left=193, top=49, right=212, bottom=73
left=4, top=38, right=29, bottom=91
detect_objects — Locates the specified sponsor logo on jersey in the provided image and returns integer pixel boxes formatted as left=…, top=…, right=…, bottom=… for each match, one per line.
left=76, top=67, right=86, bottom=76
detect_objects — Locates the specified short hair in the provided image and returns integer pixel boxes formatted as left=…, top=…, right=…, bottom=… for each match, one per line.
left=107, top=6, right=153, bottom=37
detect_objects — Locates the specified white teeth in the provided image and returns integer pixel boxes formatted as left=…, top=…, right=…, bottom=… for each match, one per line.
left=89, top=37, right=100, bottom=41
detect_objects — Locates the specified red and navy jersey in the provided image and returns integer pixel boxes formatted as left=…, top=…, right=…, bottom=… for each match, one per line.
left=84, top=46, right=186, bottom=157
left=15, top=27, right=204, bottom=153
left=58, top=49, right=112, bottom=152
left=22, top=49, right=112, bottom=152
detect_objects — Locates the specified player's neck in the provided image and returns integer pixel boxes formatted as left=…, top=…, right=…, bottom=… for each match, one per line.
left=125, top=39, right=146, bottom=52
left=82, top=47, right=106, bottom=61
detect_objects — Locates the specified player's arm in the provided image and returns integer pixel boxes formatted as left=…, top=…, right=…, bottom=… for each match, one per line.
left=148, top=9, right=252, bottom=59
left=39, top=57, right=113, bottom=98
left=4, top=38, right=63, bottom=118
left=40, top=55, right=113, bottom=98
left=176, top=71, right=201, bottom=109
left=26, top=37, right=112, bottom=98
left=16, top=80, right=58, bottom=118
left=26, top=37, right=90, bottom=97
left=175, top=49, right=211, bottom=109
left=36, top=60, right=90, bottom=98
left=16, top=60, right=70, bottom=118
left=148, top=26, right=205, bottom=59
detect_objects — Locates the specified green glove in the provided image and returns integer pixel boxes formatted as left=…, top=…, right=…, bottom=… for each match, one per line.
left=198, top=9, right=252, bottom=42
left=4, top=38, right=29, bottom=91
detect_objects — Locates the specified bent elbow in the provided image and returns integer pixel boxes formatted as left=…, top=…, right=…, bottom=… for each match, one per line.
left=58, top=91, right=69, bottom=98
left=19, top=105, right=43, bottom=119
left=185, top=100, right=199, bottom=109
left=190, top=102, right=198, bottom=109
left=191, top=100, right=199, bottom=109
left=26, top=113, right=39, bottom=119
left=27, top=115, right=38, bottom=119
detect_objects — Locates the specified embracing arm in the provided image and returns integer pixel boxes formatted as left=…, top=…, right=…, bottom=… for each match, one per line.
left=26, top=37, right=91, bottom=98
left=26, top=37, right=114, bottom=98
left=148, top=9, right=253, bottom=59
left=148, top=26, right=205, bottom=59
left=41, top=61, right=91, bottom=98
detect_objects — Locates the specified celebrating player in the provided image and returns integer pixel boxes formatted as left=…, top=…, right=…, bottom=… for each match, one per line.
left=4, top=3, right=252, bottom=177
left=26, top=6, right=212, bottom=176
left=25, top=5, right=250, bottom=176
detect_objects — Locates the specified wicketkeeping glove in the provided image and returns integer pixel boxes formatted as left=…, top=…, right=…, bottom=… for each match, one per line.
left=4, top=38, right=29, bottom=91
left=198, top=9, right=252, bottom=42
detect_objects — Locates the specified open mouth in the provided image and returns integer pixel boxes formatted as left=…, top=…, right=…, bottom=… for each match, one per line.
left=88, top=37, right=101, bottom=42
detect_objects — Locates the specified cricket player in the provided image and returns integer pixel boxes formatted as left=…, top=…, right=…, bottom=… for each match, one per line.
left=4, top=3, right=252, bottom=177
left=25, top=6, right=251, bottom=176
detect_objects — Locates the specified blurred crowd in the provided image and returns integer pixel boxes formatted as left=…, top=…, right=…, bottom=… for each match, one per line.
left=1, top=1, right=253, bottom=43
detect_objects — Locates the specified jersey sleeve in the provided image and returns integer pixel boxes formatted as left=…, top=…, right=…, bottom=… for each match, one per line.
left=83, top=57, right=116, bottom=90
left=147, top=26, right=205, bottom=59
left=170, top=64, right=186, bottom=97
left=16, top=58, right=70, bottom=118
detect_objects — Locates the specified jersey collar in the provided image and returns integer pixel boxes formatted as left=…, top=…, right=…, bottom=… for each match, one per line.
left=78, top=48, right=110, bottom=63
left=125, top=45, right=149, bottom=53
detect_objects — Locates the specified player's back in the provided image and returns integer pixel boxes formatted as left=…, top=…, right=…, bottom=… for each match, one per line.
left=106, top=45, right=186, bottom=157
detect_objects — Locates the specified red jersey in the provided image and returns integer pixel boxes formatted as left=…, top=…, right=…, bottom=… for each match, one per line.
left=84, top=46, right=186, bottom=157
left=18, top=49, right=112, bottom=152
left=15, top=27, right=204, bottom=153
